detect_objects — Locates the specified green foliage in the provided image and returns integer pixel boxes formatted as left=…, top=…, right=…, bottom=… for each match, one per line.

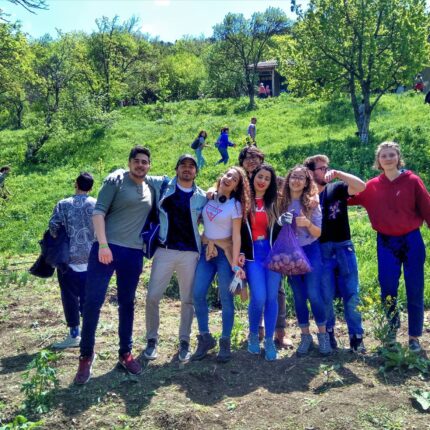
left=20, top=350, right=61, bottom=414
left=379, top=345, right=430, bottom=375
left=213, top=7, right=291, bottom=107
left=283, top=0, right=429, bottom=140
left=0, top=415, right=43, bottom=430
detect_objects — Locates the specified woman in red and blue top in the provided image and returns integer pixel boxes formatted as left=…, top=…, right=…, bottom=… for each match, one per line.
left=349, top=141, right=430, bottom=352
left=240, top=164, right=283, bottom=361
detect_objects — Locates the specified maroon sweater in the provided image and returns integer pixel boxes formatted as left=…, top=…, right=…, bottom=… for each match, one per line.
left=348, top=171, right=430, bottom=236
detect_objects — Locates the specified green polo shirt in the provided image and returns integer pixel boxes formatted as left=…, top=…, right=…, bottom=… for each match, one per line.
left=93, top=170, right=152, bottom=249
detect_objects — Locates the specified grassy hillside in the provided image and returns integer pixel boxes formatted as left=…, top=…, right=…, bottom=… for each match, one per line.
left=0, top=92, right=429, bottom=305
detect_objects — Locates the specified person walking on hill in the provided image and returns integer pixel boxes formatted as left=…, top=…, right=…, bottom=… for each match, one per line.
left=0, top=166, right=11, bottom=199
left=143, top=154, right=207, bottom=362
left=247, top=118, right=257, bottom=146
left=191, top=130, right=208, bottom=170
left=74, top=146, right=153, bottom=385
left=348, top=141, right=430, bottom=353
left=49, top=172, right=96, bottom=350
left=216, top=127, right=236, bottom=165
left=304, top=155, right=366, bottom=352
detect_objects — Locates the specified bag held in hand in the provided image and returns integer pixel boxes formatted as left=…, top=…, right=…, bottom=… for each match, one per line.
left=264, top=223, right=311, bottom=276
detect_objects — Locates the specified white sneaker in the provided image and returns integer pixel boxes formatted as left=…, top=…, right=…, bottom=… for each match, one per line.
left=53, top=334, right=81, bottom=349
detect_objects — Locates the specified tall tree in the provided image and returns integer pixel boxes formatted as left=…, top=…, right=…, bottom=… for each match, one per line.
left=213, top=7, right=291, bottom=108
left=86, top=15, right=151, bottom=111
left=286, top=0, right=429, bottom=142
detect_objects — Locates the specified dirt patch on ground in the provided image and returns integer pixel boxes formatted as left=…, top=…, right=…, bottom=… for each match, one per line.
left=0, top=275, right=429, bottom=429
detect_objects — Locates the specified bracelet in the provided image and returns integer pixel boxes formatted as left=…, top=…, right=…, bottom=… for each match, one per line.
left=232, top=265, right=241, bottom=272
left=99, top=243, right=109, bottom=249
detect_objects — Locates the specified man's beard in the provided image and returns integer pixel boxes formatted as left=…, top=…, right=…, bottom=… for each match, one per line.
left=315, top=178, right=327, bottom=186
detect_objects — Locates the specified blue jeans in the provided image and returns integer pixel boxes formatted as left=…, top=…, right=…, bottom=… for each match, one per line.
left=216, top=147, right=229, bottom=165
left=377, top=229, right=425, bottom=337
left=289, top=240, right=326, bottom=328
left=195, top=148, right=205, bottom=169
left=245, top=240, right=281, bottom=339
left=80, top=243, right=144, bottom=356
left=320, top=240, right=364, bottom=335
left=193, top=246, right=235, bottom=338
left=57, top=268, right=86, bottom=328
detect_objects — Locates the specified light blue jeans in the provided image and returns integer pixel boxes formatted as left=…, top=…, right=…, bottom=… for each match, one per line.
left=288, top=240, right=326, bottom=328
left=195, top=148, right=205, bottom=169
left=245, top=240, right=281, bottom=339
left=193, top=245, right=235, bottom=338
left=320, top=240, right=364, bottom=336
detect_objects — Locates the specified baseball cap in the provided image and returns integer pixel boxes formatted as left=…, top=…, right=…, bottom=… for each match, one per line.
left=175, top=154, right=198, bottom=171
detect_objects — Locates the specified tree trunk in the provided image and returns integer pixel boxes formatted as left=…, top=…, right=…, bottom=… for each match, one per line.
left=247, top=83, right=255, bottom=109
left=359, top=114, right=370, bottom=144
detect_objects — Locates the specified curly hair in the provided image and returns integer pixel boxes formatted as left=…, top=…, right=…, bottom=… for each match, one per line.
left=279, top=165, right=318, bottom=218
left=250, top=164, right=279, bottom=226
left=216, top=166, right=251, bottom=220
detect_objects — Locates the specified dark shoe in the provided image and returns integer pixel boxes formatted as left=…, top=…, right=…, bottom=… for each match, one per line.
left=74, top=354, right=95, bottom=385
left=178, top=340, right=191, bottom=362
left=296, top=334, right=314, bottom=357
left=217, top=337, right=231, bottom=363
left=118, top=352, right=142, bottom=375
left=317, top=332, right=332, bottom=356
left=274, top=328, right=293, bottom=349
left=327, top=328, right=338, bottom=350
left=350, top=335, right=366, bottom=354
left=409, top=338, right=421, bottom=353
left=143, top=338, right=158, bottom=360
left=191, top=333, right=216, bottom=361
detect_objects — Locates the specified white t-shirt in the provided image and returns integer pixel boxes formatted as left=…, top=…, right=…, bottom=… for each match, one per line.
left=202, top=198, right=242, bottom=239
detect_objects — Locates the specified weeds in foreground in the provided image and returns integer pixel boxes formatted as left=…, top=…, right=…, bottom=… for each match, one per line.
left=20, top=350, right=61, bottom=414
left=411, top=388, right=430, bottom=412
left=379, top=345, right=430, bottom=375
left=0, top=415, right=43, bottom=430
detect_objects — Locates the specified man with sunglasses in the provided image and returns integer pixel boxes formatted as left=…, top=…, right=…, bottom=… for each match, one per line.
left=74, top=146, right=153, bottom=384
left=304, top=155, right=366, bottom=353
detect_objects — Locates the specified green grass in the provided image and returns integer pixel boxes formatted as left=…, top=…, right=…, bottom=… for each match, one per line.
left=0, top=92, right=429, bottom=306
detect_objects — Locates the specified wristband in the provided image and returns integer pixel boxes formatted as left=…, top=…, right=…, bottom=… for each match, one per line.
left=99, top=243, right=109, bottom=249
left=232, top=265, right=241, bottom=272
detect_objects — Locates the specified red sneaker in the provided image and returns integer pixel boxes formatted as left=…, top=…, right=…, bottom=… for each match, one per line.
left=118, top=352, right=142, bottom=375
left=74, top=354, right=95, bottom=385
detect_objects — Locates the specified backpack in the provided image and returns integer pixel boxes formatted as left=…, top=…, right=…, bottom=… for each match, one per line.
left=190, top=138, right=200, bottom=150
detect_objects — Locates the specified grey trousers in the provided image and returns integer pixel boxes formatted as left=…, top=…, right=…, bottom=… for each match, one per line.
left=145, top=247, right=199, bottom=343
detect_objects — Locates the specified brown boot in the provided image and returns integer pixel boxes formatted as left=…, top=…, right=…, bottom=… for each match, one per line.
left=275, top=328, right=293, bottom=349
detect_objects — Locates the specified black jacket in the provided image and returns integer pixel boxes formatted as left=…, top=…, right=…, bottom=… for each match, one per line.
left=29, top=227, right=69, bottom=278
left=240, top=217, right=282, bottom=261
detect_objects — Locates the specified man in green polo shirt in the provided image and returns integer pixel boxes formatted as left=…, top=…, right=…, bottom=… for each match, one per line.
left=74, top=146, right=152, bottom=385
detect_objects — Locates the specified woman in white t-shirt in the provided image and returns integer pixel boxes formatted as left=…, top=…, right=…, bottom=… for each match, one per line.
left=191, top=167, right=250, bottom=363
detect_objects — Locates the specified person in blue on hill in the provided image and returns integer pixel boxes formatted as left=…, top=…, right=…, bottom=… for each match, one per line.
left=216, top=127, right=236, bottom=165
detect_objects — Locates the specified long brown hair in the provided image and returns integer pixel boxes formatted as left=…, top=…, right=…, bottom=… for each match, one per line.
left=279, top=165, right=318, bottom=217
left=216, top=166, right=251, bottom=219
left=250, top=164, right=279, bottom=226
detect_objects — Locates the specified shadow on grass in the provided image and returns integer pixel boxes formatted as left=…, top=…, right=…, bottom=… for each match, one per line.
left=51, top=347, right=366, bottom=419
left=0, top=352, right=39, bottom=375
